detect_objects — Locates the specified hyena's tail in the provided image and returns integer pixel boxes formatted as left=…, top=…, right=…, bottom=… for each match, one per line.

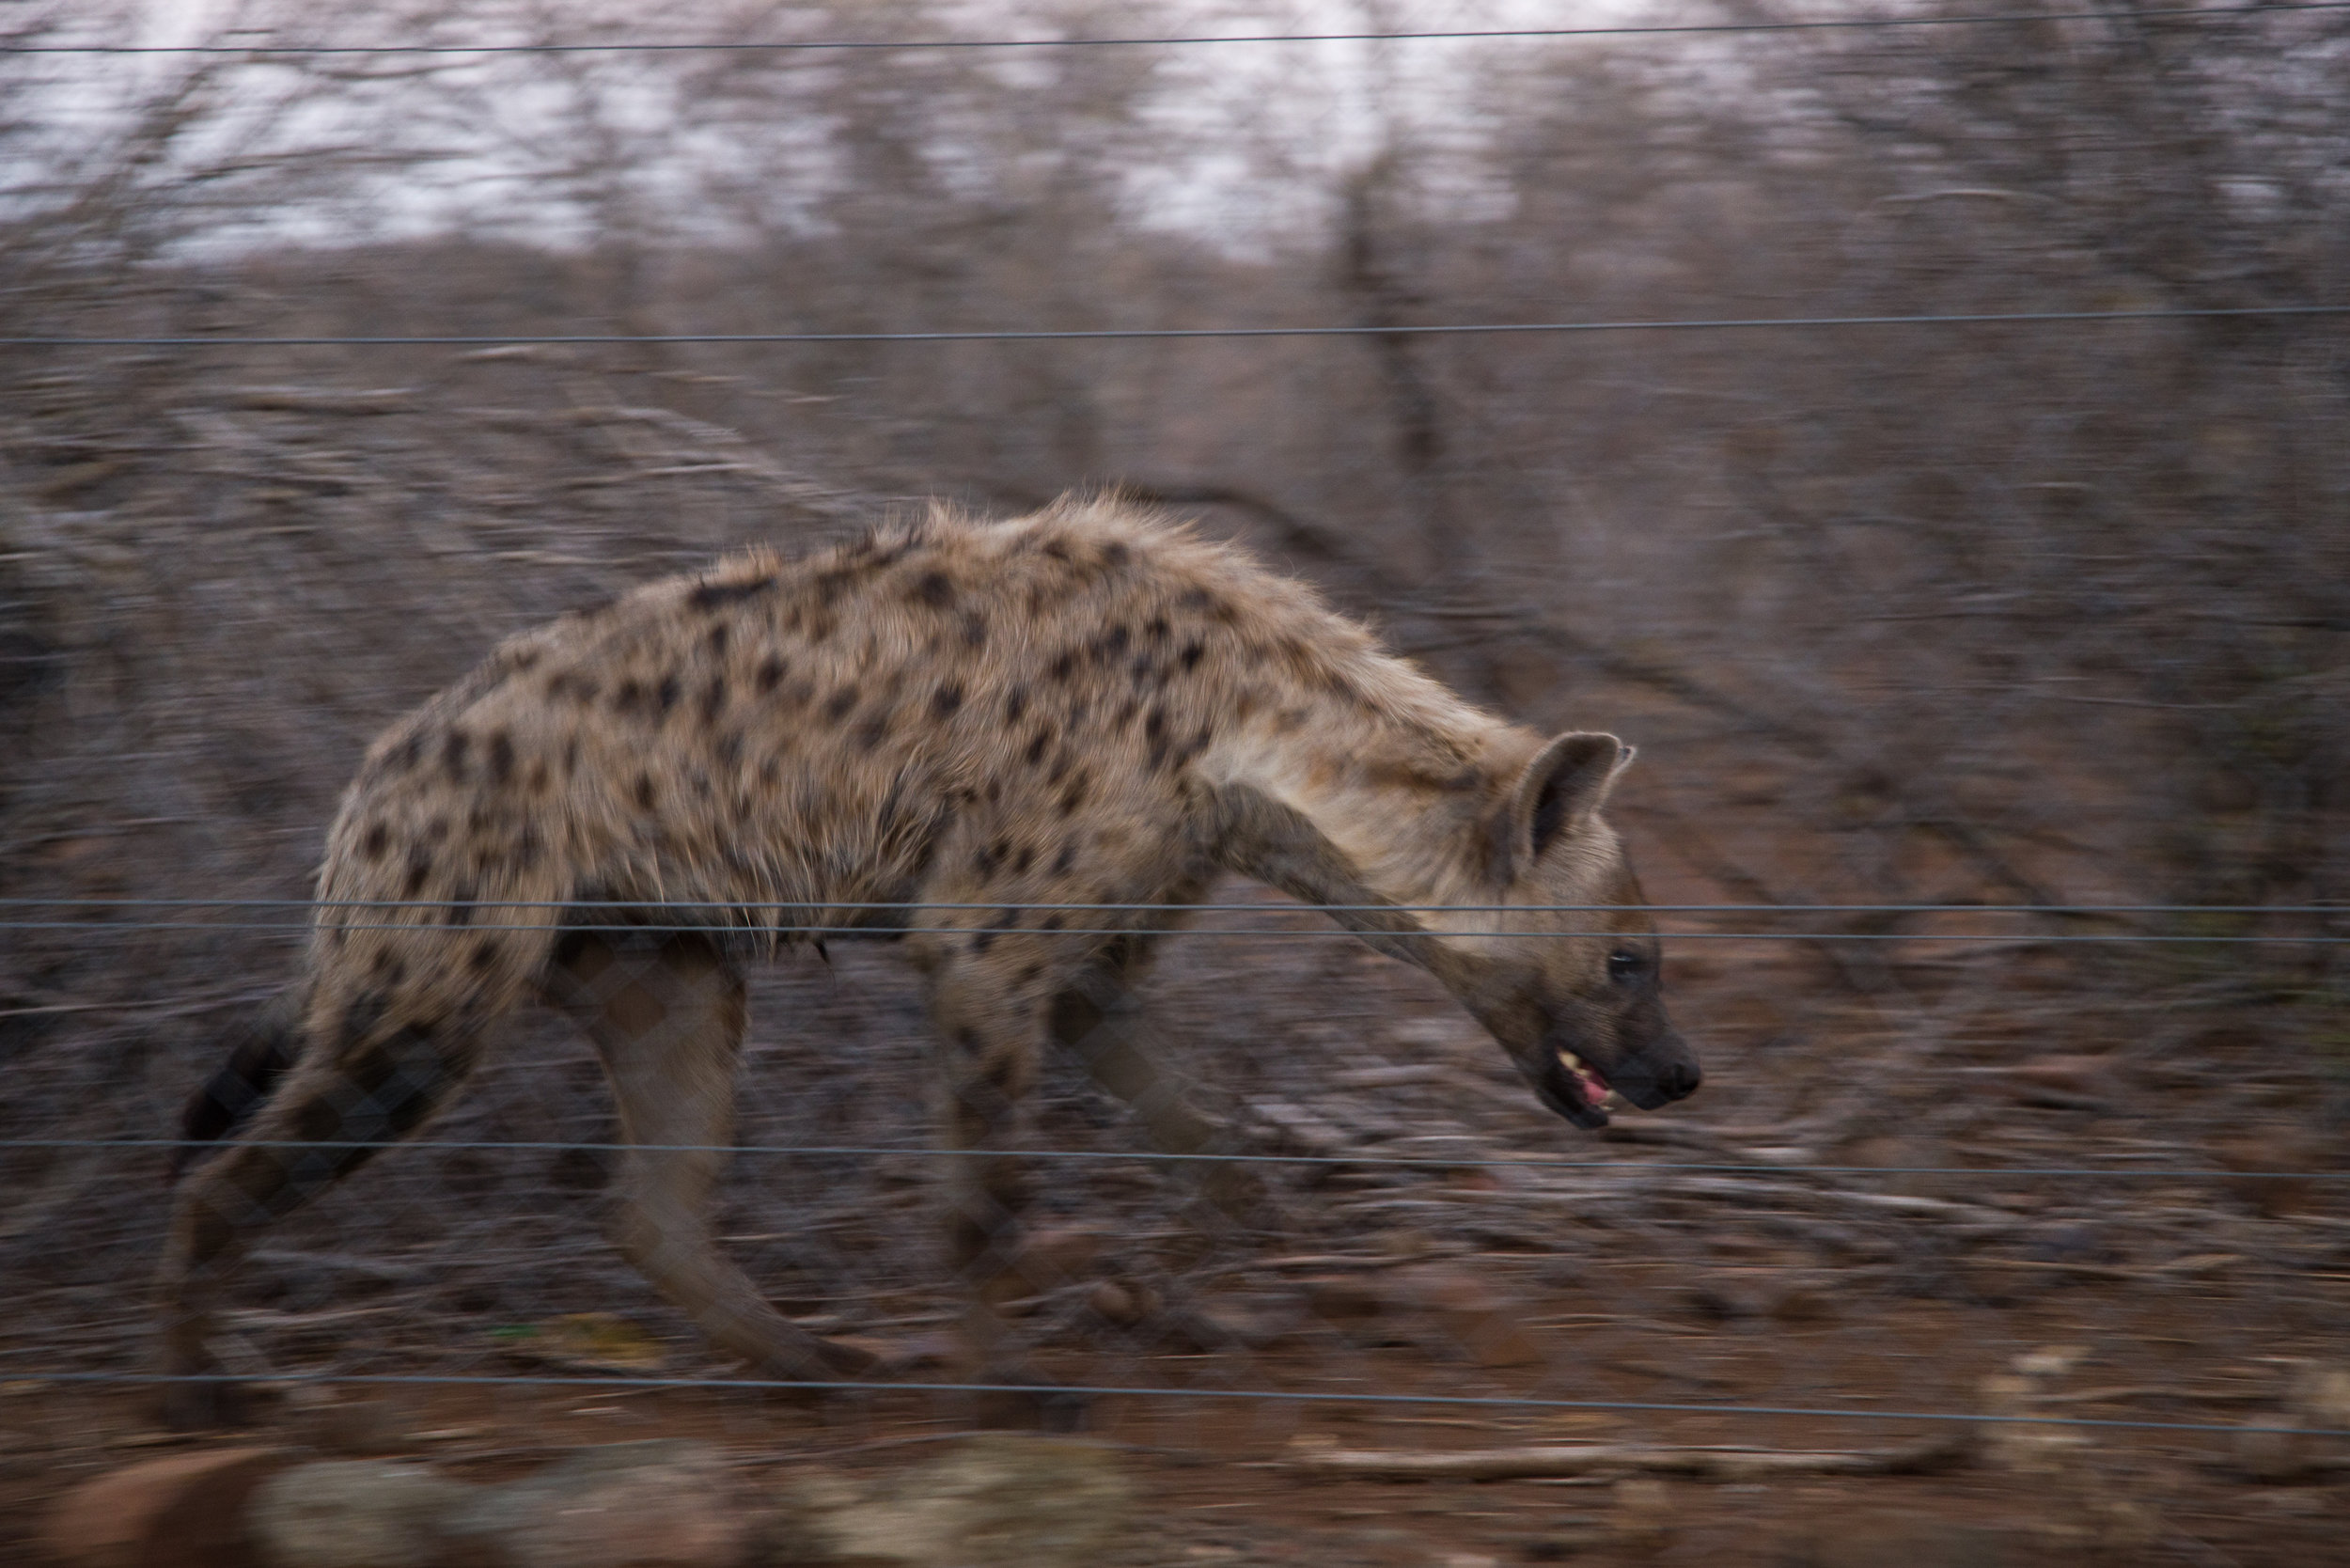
left=164, top=981, right=313, bottom=1186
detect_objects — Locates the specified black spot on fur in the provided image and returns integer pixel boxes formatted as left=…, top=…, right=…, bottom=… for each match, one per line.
left=954, top=1027, right=982, bottom=1057
left=706, top=623, right=728, bottom=657
left=1025, top=731, right=1049, bottom=766
left=1180, top=640, right=1204, bottom=671
left=756, top=654, right=786, bottom=694
left=1144, top=706, right=1167, bottom=744
left=715, top=729, right=744, bottom=767
left=526, top=759, right=551, bottom=795
left=614, top=679, right=643, bottom=713
left=442, top=729, right=470, bottom=782
left=340, top=989, right=390, bottom=1049
left=656, top=675, right=682, bottom=716
left=510, top=648, right=542, bottom=672
left=974, top=843, right=1000, bottom=876
left=403, top=855, right=431, bottom=898
left=700, top=676, right=728, bottom=725
left=487, top=730, right=515, bottom=785
left=1052, top=845, right=1076, bottom=876
left=687, top=575, right=776, bottom=611
left=1004, top=685, right=1028, bottom=724
left=1042, top=538, right=1072, bottom=563
left=562, top=737, right=580, bottom=776
left=962, top=612, right=988, bottom=648
left=468, top=938, right=497, bottom=973
left=387, top=733, right=425, bottom=775
left=362, top=823, right=389, bottom=862
left=854, top=715, right=891, bottom=752
left=446, top=886, right=476, bottom=927
left=634, top=773, right=657, bottom=809
left=1098, top=625, right=1130, bottom=661
left=1012, top=846, right=1034, bottom=874
left=1042, top=913, right=1064, bottom=931
left=912, top=571, right=955, bottom=608
left=1048, top=651, right=1075, bottom=683
left=932, top=682, right=964, bottom=717
left=824, top=688, right=857, bottom=723
left=1101, top=541, right=1130, bottom=568
left=1179, top=586, right=1233, bottom=620
left=1058, top=776, right=1089, bottom=817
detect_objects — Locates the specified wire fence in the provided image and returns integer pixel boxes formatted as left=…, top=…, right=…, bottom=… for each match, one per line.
left=15, top=3, right=2350, bottom=53
left=9, top=304, right=2348, bottom=349
left=6, top=6, right=2349, bottom=1560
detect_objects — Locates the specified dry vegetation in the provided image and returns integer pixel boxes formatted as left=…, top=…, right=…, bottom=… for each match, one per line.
left=2, top=2, right=2346, bottom=1563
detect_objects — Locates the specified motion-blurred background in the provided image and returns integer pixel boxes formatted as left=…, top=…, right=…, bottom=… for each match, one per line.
left=2, top=4, right=2345, bottom=1563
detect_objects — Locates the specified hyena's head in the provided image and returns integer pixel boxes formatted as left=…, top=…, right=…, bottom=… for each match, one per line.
left=1438, top=731, right=1700, bottom=1130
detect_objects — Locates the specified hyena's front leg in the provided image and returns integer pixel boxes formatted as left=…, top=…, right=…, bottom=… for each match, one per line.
left=542, top=929, right=875, bottom=1390
left=1047, top=935, right=1267, bottom=1220
left=156, top=1021, right=484, bottom=1429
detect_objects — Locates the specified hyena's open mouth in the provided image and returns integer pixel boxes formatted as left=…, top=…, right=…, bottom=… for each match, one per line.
left=1539, top=1044, right=1617, bottom=1131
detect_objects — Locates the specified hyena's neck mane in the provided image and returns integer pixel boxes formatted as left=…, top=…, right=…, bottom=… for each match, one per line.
left=1194, top=595, right=1535, bottom=920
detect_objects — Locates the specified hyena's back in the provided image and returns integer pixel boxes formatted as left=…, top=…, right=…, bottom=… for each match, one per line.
left=303, top=498, right=1418, bottom=1053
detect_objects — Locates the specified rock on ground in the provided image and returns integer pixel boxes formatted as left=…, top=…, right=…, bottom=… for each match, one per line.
left=43, top=1446, right=292, bottom=1568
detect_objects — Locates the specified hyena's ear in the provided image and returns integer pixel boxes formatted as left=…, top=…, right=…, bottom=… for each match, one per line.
left=1492, top=732, right=1633, bottom=881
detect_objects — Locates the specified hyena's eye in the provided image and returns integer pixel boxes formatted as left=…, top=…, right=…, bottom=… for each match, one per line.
left=1606, top=950, right=1646, bottom=985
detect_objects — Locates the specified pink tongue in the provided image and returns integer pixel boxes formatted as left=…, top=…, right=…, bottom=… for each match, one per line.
left=1578, top=1067, right=1609, bottom=1103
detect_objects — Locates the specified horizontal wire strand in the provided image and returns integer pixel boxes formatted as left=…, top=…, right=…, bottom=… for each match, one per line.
left=3, top=921, right=2341, bottom=940
left=7, top=305, right=2348, bottom=350
left=12, top=4, right=2350, bottom=54
left=16, top=1372, right=2341, bottom=1436
left=3, top=897, right=2334, bottom=914
left=11, top=1137, right=2342, bottom=1179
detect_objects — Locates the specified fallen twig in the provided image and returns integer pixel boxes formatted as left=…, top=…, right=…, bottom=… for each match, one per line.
left=1285, top=1430, right=1974, bottom=1482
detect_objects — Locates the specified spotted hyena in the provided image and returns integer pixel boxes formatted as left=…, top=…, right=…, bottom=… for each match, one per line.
left=159, top=495, right=1699, bottom=1425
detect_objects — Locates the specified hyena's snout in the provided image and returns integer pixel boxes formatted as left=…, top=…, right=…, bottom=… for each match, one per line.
left=1605, top=1031, right=1701, bottom=1111
left=1535, top=1025, right=1700, bottom=1130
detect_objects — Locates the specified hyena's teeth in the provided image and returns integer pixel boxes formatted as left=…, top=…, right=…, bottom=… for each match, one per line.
left=1556, top=1046, right=1587, bottom=1074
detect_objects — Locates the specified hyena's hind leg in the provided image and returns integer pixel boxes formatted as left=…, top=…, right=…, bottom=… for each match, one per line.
left=164, top=982, right=311, bottom=1184
left=540, top=928, right=875, bottom=1389
left=156, top=1005, right=491, bottom=1428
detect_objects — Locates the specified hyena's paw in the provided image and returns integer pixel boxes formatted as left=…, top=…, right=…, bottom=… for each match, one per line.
left=750, top=1330, right=883, bottom=1403
left=972, top=1370, right=1091, bottom=1434
left=1193, top=1158, right=1289, bottom=1233
left=160, top=1375, right=253, bottom=1432
left=813, top=1333, right=881, bottom=1378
